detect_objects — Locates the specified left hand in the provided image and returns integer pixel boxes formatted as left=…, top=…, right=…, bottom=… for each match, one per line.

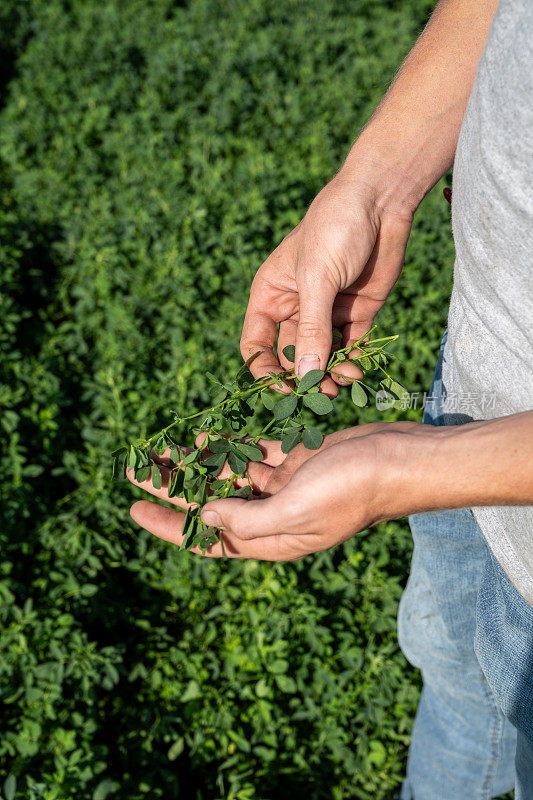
left=128, top=422, right=419, bottom=560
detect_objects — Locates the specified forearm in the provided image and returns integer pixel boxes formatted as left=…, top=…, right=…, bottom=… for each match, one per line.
left=382, top=412, right=533, bottom=519
left=342, top=0, right=500, bottom=213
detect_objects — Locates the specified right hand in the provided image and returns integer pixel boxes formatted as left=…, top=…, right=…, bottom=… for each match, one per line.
left=240, top=166, right=414, bottom=396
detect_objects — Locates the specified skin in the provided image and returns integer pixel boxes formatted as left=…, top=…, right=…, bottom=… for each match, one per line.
left=129, top=412, right=533, bottom=560
left=240, top=0, right=501, bottom=393
left=129, top=0, right=532, bottom=559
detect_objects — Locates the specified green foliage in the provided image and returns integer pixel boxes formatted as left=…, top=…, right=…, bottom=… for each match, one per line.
left=0, top=0, right=461, bottom=798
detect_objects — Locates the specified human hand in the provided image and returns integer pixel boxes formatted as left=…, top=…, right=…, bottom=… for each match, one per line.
left=128, top=412, right=533, bottom=561
left=240, top=164, right=414, bottom=396
left=128, top=422, right=419, bottom=560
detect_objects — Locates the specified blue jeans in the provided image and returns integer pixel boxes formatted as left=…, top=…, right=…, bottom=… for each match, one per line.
left=398, top=331, right=533, bottom=800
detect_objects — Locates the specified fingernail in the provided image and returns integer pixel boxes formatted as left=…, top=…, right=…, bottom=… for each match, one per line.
left=298, top=355, right=320, bottom=379
left=201, top=510, right=223, bottom=529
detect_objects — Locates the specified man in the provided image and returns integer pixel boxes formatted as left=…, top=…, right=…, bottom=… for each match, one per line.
left=130, top=0, right=533, bottom=796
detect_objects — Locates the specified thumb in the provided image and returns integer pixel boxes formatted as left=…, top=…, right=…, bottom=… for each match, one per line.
left=200, top=496, right=282, bottom=540
left=295, top=277, right=337, bottom=379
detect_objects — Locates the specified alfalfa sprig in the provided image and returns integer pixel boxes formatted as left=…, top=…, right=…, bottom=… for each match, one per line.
left=112, top=326, right=406, bottom=553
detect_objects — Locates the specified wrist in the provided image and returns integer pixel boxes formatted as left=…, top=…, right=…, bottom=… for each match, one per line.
left=368, top=424, right=463, bottom=521
left=375, top=414, right=533, bottom=520
left=338, top=141, right=429, bottom=218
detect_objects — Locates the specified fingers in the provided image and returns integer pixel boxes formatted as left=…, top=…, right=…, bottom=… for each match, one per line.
left=200, top=495, right=285, bottom=540
left=278, top=317, right=359, bottom=391
left=130, top=500, right=233, bottom=556
left=339, top=215, right=410, bottom=342
left=329, top=359, right=363, bottom=386
left=278, top=318, right=339, bottom=397
left=130, top=500, right=293, bottom=560
left=252, top=438, right=285, bottom=467
left=240, top=279, right=291, bottom=393
left=294, top=275, right=337, bottom=382
left=240, top=308, right=283, bottom=382
left=131, top=501, right=189, bottom=546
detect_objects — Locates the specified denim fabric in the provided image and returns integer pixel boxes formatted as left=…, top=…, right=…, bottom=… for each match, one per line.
left=398, top=331, right=533, bottom=800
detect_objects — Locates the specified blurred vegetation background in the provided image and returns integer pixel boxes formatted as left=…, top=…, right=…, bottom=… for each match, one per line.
left=0, top=1, right=458, bottom=798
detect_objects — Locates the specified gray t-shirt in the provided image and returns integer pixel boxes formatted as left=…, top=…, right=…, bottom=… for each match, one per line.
left=444, top=0, right=533, bottom=604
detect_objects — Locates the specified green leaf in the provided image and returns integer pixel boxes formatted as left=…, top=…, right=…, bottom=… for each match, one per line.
left=302, top=427, right=323, bottom=449
left=233, top=442, right=263, bottom=461
left=180, top=450, right=199, bottom=466
left=180, top=508, right=197, bottom=550
left=127, top=446, right=137, bottom=470
left=181, top=680, right=202, bottom=702
left=297, top=369, right=324, bottom=393
left=282, top=344, right=295, bottom=362
left=209, top=437, right=231, bottom=454
left=255, top=678, right=270, bottom=698
left=134, top=449, right=149, bottom=469
left=209, top=479, right=227, bottom=493
left=169, top=445, right=181, bottom=465
left=167, top=737, right=184, bottom=761
left=281, top=428, right=302, bottom=454
left=380, top=377, right=409, bottom=407
left=154, top=436, right=167, bottom=455
left=275, top=674, right=297, bottom=693
left=236, top=369, right=254, bottom=389
left=112, top=456, right=121, bottom=479
left=367, top=740, right=387, bottom=767
left=262, top=392, right=276, bottom=410
left=93, top=779, right=120, bottom=800
left=135, top=465, right=150, bottom=482
left=243, top=350, right=262, bottom=368
left=228, top=411, right=246, bottom=432
left=211, top=388, right=228, bottom=403
left=228, top=451, right=247, bottom=475
left=231, top=485, right=253, bottom=499
left=4, top=775, right=16, bottom=800
left=194, top=477, right=208, bottom=504
left=111, top=447, right=126, bottom=458
left=273, top=393, right=298, bottom=420
left=151, top=463, right=162, bottom=490
left=203, top=453, right=226, bottom=474
left=269, top=659, right=289, bottom=674
left=351, top=380, right=368, bottom=407
left=303, top=393, right=333, bottom=415
left=168, top=468, right=184, bottom=498
left=388, top=380, right=408, bottom=400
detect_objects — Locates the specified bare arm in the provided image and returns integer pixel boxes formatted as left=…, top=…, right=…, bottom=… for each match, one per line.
left=240, top=0, right=500, bottom=386
left=347, top=0, right=501, bottom=211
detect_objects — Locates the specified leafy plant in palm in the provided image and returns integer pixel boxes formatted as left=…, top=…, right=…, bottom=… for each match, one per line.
left=113, top=327, right=406, bottom=552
